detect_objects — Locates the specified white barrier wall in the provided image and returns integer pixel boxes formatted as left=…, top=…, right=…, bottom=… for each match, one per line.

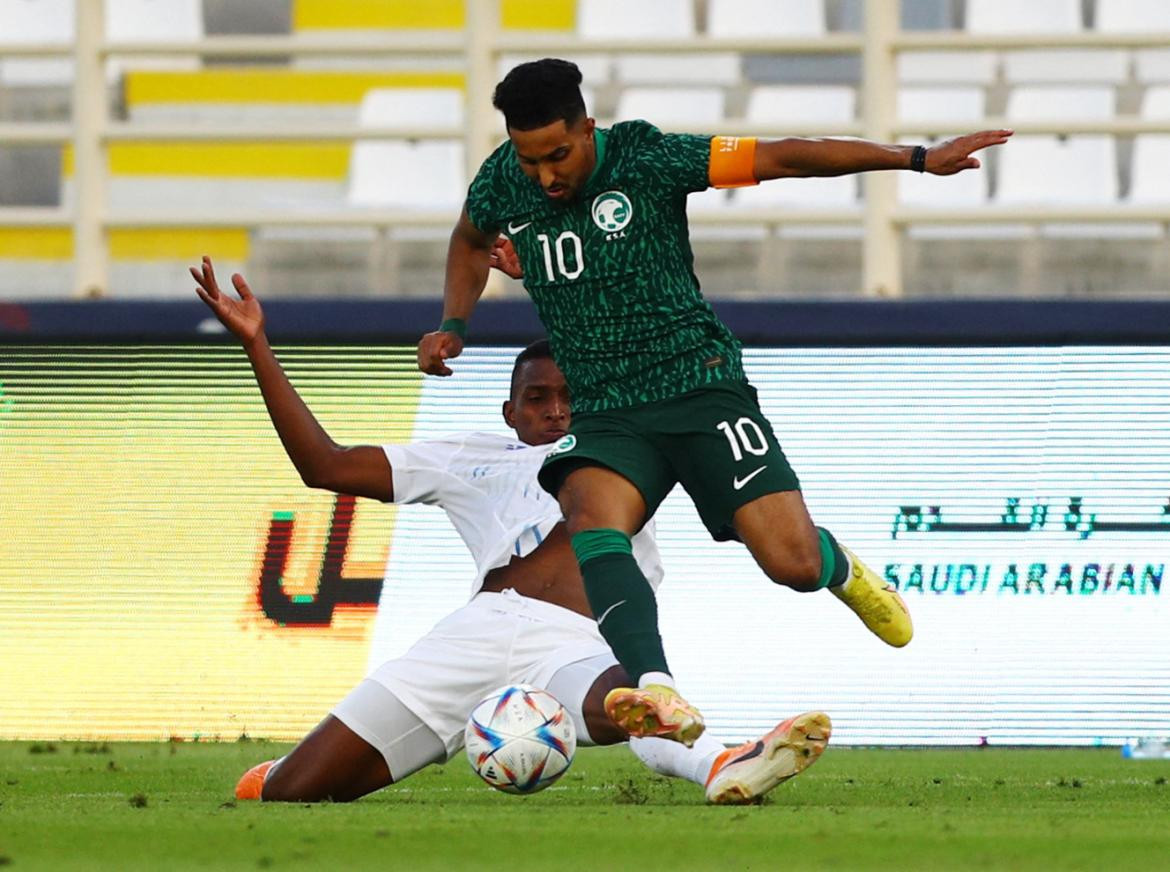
left=2, top=344, right=1165, bottom=744
left=372, top=347, right=1170, bottom=746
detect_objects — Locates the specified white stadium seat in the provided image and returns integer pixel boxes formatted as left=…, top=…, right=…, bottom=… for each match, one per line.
left=347, top=142, right=465, bottom=209
left=707, top=0, right=825, bottom=37
left=614, top=87, right=724, bottom=127
left=1128, top=86, right=1170, bottom=202
left=106, top=0, right=202, bottom=42
left=1001, top=49, right=1128, bottom=84
left=997, top=86, right=1150, bottom=238
left=966, top=0, right=1082, bottom=33
left=745, top=84, right=855, bottom=124
left=897, top=87, right=989, bottom=208
left=996, top=87, right=1117, bottom=206
left=1096, top=0, right=1170, bottom=83
left=347, top=89, right=466, bottom=210
left=577, top=0, right=694, bottom=38
left=897, top=51, right=998, bottom=85
left=898, top=86, right=986, bottom=126
left=1095, top=0, right=1170, bottom=30
left=0, top=0, right=74, bottom=86
left=105, top=0, right=204, bottom=80
left=735, top=85, right=857, bottom=210
left=356, top=88, right=464, bottom=128
left=614, top=53, right=740, bottom=86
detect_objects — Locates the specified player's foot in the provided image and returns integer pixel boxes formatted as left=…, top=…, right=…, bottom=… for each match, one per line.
left=705, top=711, right=832, bottom=805
left=604, top=684, right=705, bottom=747
left=234, top=760, right=275, bottom=801
left=831, top=546, right=913, bottom=647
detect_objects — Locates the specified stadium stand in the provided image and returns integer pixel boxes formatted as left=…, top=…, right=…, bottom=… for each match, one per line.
left=1128, top=85, right=1170, bottom=203
left=3, top=0, right=1170, bottom=299
left=0, top=0, right=74, bottom=87
left=737, top=86, right=859, bottom=211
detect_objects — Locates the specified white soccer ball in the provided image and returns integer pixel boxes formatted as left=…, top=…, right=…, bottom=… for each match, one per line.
left=464, top=684, right=576, bottom=795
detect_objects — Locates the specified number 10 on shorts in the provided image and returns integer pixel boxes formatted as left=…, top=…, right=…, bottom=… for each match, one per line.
left=716, top=417, right=768, bottom=462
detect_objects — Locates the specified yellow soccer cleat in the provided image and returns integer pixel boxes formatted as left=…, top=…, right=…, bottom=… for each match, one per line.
left=234, top=759, right=275, bottom=801
left=604, top=684, right=706, bottom=747
left=832, top=546, right=913, bottom=647
left=705, top=711, right=832, bottom=805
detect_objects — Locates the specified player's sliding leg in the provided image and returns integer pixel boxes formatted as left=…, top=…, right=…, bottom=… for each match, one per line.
left=733, top=491, right=912, bottom=647
left=557, top=465, right=705, bottom=746
left=548, top=656, right=728, bottom=794
left=235, top=680, right=445, bottom=802
left=629, top=711, right=831, bottom=805
left=234, top=715, right=392, bottom=802
left=701, top=710, right=831, bottom=805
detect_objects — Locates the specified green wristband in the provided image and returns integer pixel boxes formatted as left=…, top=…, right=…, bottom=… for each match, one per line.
left=439, top=317, right=467, bottom=338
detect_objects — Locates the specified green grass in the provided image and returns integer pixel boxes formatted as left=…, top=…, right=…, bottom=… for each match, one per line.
left=1, top=742, right=1168, bottom=871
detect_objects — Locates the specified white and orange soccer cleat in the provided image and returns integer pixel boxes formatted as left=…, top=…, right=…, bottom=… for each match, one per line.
left=234, top=760, right=275, bottom=801
left=832, top=546, right=913, bottom=647
left=604, top=684, right=706, bottom=747
left=705, top=711, right=832, bottom=805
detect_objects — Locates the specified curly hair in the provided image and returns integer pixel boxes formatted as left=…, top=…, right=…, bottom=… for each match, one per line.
left=492, top=58, right=587, bottom=131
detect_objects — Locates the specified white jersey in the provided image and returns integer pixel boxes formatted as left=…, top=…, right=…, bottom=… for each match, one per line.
left=383, top=432, right=664, bottom=598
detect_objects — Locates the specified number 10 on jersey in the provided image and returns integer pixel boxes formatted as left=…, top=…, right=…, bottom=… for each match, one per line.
left=536, top=232, right=584, bottom=281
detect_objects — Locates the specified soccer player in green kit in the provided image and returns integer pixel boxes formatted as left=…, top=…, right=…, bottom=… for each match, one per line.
left=418, top=58, right=1012, bottom=745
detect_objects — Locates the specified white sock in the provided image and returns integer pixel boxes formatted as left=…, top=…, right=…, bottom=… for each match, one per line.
left=628, top=732, right=726, bottom=786
left=833, top=551, right=857, bottom=594
left=638, top=671, right=675, bottom=690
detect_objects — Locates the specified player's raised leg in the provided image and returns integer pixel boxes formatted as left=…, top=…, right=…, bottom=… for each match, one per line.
left=556, top=464, right=705, bottom=745
left=733, top=492, right=913, bottom=647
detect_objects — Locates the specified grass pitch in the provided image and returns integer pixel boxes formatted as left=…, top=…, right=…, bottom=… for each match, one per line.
left=1, top=741, right=1168, bottom=870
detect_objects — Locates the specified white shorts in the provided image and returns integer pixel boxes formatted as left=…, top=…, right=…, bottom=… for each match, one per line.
left=340, top=589, right=615, bottom=762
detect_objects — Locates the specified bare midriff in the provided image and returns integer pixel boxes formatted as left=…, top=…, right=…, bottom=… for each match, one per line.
left=479, top=523, right=593, bottom=619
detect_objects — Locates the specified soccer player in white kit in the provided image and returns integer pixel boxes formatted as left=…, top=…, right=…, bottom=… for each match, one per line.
left=192, top=257, right=830, bottom=805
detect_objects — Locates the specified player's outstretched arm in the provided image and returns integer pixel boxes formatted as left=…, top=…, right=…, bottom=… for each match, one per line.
left=417, top=205, right=498, bottom=377
left=191, top=256, right=393, bottom=502
left=751, top=128, right=1013, bottom=181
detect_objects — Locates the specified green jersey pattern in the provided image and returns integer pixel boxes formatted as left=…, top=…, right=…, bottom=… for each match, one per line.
left=466, top=120, right=744, bottom=413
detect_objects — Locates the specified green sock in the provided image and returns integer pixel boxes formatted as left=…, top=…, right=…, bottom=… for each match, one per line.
left=817, top=527, right=850, bottom=589
left=572, top=528, right=670, bottom=681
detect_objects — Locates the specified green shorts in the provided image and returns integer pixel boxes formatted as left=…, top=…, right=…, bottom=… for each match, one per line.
left=538, top=380, right=801, bottom=541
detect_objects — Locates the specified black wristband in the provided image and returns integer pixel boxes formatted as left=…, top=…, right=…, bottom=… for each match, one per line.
left=910, top=145, right=928, bottom=173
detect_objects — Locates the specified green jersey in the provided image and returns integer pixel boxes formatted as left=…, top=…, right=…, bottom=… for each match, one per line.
left=465, top=120, right=744, bottom=413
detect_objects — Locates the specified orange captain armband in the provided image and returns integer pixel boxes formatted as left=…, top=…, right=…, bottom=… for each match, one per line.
left=708, top=136, right=758, bottom=189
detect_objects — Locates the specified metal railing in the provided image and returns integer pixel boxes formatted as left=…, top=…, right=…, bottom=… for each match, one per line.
left=1, top=0, right=1169, bottom=298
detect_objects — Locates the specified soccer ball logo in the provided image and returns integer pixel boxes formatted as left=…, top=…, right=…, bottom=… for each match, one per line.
left=465, top=685, right=577, bottom=794
left=591, top=191, right=633, bottom=233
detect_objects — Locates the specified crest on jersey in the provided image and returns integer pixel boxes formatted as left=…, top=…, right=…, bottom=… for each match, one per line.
left=548, top=434, right=577, bottom=456
left=591, top=191, right=633, bottom=233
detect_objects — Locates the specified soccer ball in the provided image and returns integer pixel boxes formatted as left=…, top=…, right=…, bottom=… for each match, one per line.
left=464, top=684, right=576, bottom=795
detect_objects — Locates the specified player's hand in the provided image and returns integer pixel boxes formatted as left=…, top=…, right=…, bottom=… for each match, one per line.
left=191, top=255, right=264, bottom=345
left=417, top=329, right=464, bottom=377
left=489, top=236, right=523, bottom=279
left=925, top=129, right=1013, bottom=176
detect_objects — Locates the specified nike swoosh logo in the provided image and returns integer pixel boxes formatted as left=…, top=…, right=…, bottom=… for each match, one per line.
left=725, top=740, right=765, bottom=768
left=733, top=466, right=768, bottom=491
left=507, top=220, right=533, bottom=234
left=596, top=599, right=627, bottom=626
